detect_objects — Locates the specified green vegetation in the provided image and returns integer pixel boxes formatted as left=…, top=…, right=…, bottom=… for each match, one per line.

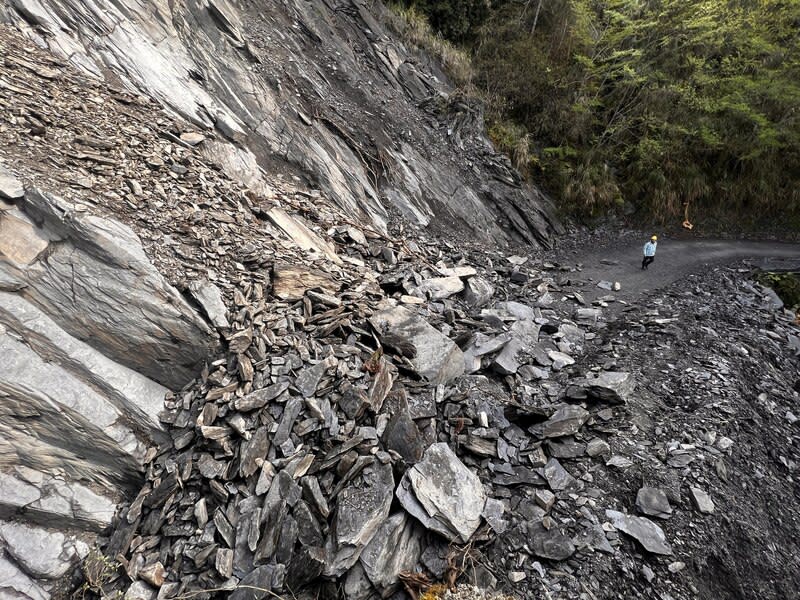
left=393, top=0, right=800, bottom=227
left=758, top=272, right=800, bottom=311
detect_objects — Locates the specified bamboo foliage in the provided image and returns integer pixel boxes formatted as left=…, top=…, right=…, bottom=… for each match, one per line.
left=402, top=0, right=800, bottom=226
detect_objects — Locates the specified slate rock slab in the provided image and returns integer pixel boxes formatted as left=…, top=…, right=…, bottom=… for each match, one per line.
left=689, top=487, right=715, bottom=514
left=636, top=487, right=673, bottom=519
left=568, top=371, right=635, bottom=404
left=188, top=279, right=229, bottom=329
left=606, top=510, right=672, bottom=555
left=529, top=521, right=575, bottom=561
left=325, top=461, right=394, bottom=577
left=396, top=442, right=486, bottom=543
left=359, top=512, right=423, bottom=592
left=536, top=405, right=589, bottom=439
left=414, top=276, right=464, bottom=300
left=370, top=306, right=464, bottom=385
left=0, top=163, right=24, bottom=200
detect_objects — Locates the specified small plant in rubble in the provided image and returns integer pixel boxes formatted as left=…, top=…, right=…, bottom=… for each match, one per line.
left=74, top=549, right=121, bottom=600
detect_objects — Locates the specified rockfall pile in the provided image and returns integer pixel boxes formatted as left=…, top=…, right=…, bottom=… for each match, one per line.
left=90, top=220, right=800, bottom=600
left=1, top=8, right=800, bottom=600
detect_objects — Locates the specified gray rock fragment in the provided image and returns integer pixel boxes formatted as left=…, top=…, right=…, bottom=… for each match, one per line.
left=689, top=487, right=715, bottom=514
left=543, top=458, right=582, bottom=492
left=230, top=564, right=286, bottom=600
left=295, top=356, right=336, bottom=397
left=125, top=581, right=156, bottom=600
left=586, top=438, right=611, bottom=458
left=536, top=405, right=589, bottom=439
left=568, top=371, right=635, bottom=404
left=0, top=520, right=85, bottom=580
left=548, top=351, right=575, bottom=370
left=606, top=510, right=673, bottom=555
left=461, top=277, right=495, bottom=308
left=325, top=462, right=394, bottom=577
left=528, top=521, right=575, bottom=561
left=636, top=487, right=673, bottom=519
left=414, top=276, right=464, bottom=300
left=396, top=442, right=486, bottom=543
left=482, top=498, right=508, bottom=534
left=188, top=279, right=230, bottom=329
left=0, top=163, right=24, bottom=200
left=360, top=512, right=423, bottom=593
left=370, top=306, right=464, bottom=385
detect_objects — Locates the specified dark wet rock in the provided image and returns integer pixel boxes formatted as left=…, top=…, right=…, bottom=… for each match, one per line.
left=529, top=521, right=576, bottom=561
left=360, top=512, right=423, bottom=593
left=382, top=407, right=425, bottom=463
left=535, top=405, right=590, bottom=439
left=230, top=565, right=286, bottom=600
left=543, top=458, right=582, bottom=492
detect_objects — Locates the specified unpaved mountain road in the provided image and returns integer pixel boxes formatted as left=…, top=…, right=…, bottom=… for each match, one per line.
left=564, top=239, right=800, bottom=303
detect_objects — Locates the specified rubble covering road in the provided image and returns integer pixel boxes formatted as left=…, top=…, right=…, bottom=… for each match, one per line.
left=1, top=21, right=799, bottom=600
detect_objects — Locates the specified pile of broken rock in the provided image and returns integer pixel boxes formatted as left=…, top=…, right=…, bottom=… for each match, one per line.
left=104, top=226, right=665, bottom=600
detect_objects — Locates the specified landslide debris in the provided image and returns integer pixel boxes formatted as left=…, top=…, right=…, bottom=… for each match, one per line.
left=1, top=21, right=799, bottom=600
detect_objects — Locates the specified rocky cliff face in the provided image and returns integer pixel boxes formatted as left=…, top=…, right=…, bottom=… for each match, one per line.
left=0, top=161, right=221, bottom=597
left=0, top=0, right=560, bottom=248
left=4, top=3, right=797, bottom=600
left=0, top=7, right=562, bottom=591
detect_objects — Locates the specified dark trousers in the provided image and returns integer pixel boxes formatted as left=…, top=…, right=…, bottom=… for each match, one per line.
left=642, top=256, right=654, bottom=269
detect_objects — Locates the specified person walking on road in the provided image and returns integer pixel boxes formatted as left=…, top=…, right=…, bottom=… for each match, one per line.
left=642, top=235, right=658, bottom=269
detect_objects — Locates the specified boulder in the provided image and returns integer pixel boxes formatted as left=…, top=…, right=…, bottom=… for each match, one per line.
left=606, top=510, right=672, bottom=555
left=396, top=443, right=486, bottom=543
left=370, top=306, right=464, bottom=385
left=2, top=188, right=219, bottom=389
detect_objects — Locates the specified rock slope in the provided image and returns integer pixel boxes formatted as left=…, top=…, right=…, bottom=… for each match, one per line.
left=0, top=0, right=560, bottom=247
left=1, top=11, right=799, bottom=600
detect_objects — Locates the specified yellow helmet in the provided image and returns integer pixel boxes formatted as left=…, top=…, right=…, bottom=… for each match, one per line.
left=651, top=235, right=658, bottom=241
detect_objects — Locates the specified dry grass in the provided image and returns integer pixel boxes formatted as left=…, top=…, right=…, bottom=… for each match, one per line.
left=384, top=4, right=474, bottom=86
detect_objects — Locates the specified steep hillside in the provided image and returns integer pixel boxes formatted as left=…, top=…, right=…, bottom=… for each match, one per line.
left=0, top=0, right=560, bottom=246
left=1, top=3, right=799, bottom=600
